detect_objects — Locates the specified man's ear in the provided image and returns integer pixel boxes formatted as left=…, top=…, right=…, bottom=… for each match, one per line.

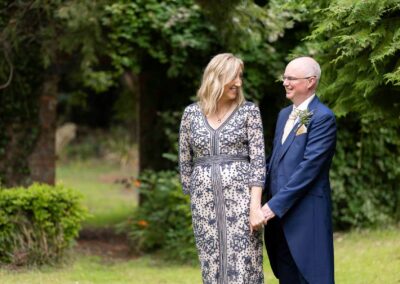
left=307, top=77, right=317, bottom=90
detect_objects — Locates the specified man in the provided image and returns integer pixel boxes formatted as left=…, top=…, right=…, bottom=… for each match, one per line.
left=262, top=57, right=336, bottom=284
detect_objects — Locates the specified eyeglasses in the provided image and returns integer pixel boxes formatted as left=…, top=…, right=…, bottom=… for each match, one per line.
left=280, top=75, right=316, bottom=82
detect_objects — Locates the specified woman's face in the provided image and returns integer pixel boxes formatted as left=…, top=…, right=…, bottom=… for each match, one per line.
left=222, top=72, right=242, bottom=101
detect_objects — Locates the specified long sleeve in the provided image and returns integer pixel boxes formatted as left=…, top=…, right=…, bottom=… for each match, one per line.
left=178, top=107, right=193, bottom=195
left=247, top=104, right=266, bottom=189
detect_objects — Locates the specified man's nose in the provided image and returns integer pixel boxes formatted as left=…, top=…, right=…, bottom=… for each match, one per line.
left=283, top=79, right=289, bottom=87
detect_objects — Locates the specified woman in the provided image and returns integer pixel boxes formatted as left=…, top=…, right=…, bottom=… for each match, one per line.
left=179, top=53, right=266, bottom=284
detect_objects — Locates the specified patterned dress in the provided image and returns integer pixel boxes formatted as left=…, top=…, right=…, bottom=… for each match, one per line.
left=179, top=101, right=266, bottom=284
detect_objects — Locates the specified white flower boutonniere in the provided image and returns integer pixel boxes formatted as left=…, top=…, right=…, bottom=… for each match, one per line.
left=295, top=109, right=313, bottom=136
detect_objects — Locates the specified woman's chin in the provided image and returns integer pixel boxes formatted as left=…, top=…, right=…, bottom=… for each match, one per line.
left=221, top=93, right=237, bottom=101
left=228, top=92, right=237, bottom=100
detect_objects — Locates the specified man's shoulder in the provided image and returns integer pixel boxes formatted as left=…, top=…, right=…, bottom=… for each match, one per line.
left=313, top=101, right=335, bottom=119
left=308, top=96, right=334, bottom=118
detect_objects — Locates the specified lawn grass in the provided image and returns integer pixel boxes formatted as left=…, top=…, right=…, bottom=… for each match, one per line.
left=334, top=228, right=400, bottom=284
left=56, top=159, right=137, bottom=228
left=1, top=228, right=398, bottom=284
left=0, top=256, right=201, bottom=284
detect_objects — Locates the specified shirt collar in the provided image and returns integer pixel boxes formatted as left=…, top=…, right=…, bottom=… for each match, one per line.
left=293, top=94, right=315, bottom=112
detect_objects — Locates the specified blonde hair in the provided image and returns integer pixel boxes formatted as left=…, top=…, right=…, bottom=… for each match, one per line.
left=197, top=53, right=245, bottom=115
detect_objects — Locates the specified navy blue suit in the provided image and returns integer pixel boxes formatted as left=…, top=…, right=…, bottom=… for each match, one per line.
left=264, top=96, right=336, bottom=284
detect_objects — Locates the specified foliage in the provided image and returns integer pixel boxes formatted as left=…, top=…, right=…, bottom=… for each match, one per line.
left=331, top=117, right=400, bottom=229
left=301, top=0, right=400, bottom=228
left=0, top=2, right=44, bottom=185
left=0, top=183, right=87, bottom=266
left=96, top=0, right=217, bottom=87
left=160, top=110, right=183, bottom=164
left=123, top=170, right=197, bottom=264
left=78, top=0, right=306, bottom=104
left=308, top=0, right=400, bottom=120
left=0, top=0, right=108, bottom=185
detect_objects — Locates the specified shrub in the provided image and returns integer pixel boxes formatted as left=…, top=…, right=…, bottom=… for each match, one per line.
left=123, top=170, right=197, bottom=264
left=0, top=183, right=87, bottom=266
left=331, top=117, right=400, bottom=230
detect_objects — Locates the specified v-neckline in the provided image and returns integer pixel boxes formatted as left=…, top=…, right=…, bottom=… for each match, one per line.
left=199, top=102, right=241, bottom=132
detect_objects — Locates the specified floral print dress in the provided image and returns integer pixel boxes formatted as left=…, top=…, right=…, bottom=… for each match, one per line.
left=179, top=101, right=266, bottom=284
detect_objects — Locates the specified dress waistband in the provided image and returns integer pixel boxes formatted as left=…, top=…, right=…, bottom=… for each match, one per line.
left=193, top=154, right=249, bottom=166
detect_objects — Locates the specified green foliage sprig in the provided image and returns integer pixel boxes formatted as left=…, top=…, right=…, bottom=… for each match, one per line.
left=308, top=0, right=400, bottom=120
left=296, top=109, right=313, bottom=127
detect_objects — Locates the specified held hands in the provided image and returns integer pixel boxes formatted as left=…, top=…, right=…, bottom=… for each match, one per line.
left=250, top=206, right=265, bottom=233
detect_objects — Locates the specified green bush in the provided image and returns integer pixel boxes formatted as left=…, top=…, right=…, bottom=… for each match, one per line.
left=123, top=170, right=197, bottom=264
left=331, top=117, right=400, bottom=230
left=0, top=183, right=87, bottom=266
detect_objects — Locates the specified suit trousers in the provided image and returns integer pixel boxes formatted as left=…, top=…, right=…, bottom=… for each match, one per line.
left=266, top=218, right=308, bottom=284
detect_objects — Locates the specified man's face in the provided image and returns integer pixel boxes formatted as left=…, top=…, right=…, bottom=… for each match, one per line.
left=282, top=62, right=314, bottom=104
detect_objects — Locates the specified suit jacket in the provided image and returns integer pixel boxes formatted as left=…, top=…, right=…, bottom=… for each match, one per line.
left=265, top=96, right=336, bottom=284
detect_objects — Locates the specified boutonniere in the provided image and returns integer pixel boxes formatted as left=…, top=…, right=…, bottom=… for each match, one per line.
left=295, top=109, right=313, bottom=136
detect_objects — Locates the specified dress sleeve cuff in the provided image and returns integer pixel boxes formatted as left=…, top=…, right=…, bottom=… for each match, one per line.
left=249, top=182, right=265, bottom=190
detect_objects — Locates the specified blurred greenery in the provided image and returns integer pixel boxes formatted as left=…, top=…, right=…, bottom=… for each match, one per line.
left=57, top=159, right=137, bottom=229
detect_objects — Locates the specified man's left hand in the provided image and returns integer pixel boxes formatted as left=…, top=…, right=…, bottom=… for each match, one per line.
left=261, top=203, right=275, bottom=224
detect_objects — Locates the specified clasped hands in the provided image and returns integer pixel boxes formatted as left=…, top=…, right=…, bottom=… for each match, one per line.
left=250, top=203, right=275, bottom=233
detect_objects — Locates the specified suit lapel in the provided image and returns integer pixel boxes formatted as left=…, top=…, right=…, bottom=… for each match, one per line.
left=276, top=96, right=320, bottom=164
left=268, top=107, right=291, bottom=169
left=277, top=121, right=299, bottom=163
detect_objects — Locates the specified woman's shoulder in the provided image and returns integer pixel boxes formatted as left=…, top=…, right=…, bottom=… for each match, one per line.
left=241, top=101, right=261, bottom=112
left=183, top=102, right=200, bottom=114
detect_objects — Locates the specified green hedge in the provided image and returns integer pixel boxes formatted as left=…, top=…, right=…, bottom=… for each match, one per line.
left=0, top=183, right=87, bottom=266
left=331, top=117, right=400, bottom=229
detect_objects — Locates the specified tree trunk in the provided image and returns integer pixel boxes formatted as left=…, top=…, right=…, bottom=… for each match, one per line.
left=27, top=74, right=59, bottom=185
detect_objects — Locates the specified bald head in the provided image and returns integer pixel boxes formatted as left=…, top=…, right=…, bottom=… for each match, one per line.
left=287, top=57, right=321, bottom=84
left=283, top=57, right=321, bottom=106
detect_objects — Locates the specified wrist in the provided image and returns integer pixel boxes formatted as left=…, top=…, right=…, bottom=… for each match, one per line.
left=250, top=204, right=261, bottom=210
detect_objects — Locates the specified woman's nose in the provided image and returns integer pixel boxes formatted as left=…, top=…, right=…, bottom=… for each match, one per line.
left=235, top=77, right=242, bottom=86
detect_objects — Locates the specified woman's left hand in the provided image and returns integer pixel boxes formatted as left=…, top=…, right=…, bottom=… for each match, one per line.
left=250, top=206, right=265, bottom=233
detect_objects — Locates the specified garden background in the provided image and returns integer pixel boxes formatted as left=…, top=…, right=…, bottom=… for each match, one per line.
left=0, top=0, right=399, bottom=283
